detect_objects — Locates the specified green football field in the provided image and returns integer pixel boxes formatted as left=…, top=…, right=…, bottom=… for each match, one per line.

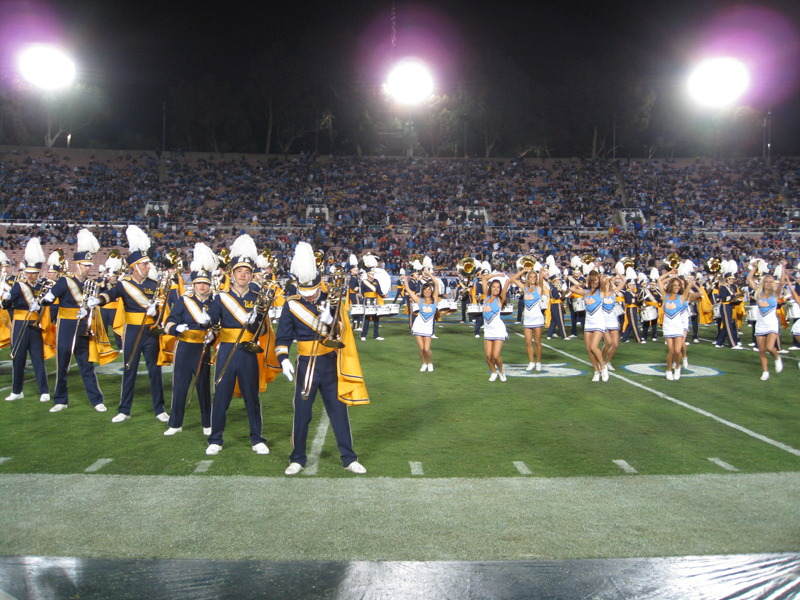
left=1, top=315, right=798, bottom=478
left=1, top=314, right=799, bottom=561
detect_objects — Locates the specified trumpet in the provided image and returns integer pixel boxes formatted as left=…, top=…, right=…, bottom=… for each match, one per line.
left=79, top=279, right=99, bottom=339
left=301, top=266, right=346, bottom=401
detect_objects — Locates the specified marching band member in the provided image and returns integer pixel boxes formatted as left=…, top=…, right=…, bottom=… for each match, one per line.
left=359, top=255, right=385, bottom=341
left=567, top=257, right=586, bottom=338
left=546, top=260, right=568, bottom=340
left=479, top=269, right=511, bottom=381
left=2, top=238, right=51, bottom=402
left=714, top=260, right=743, bottom=349
left=641, top=268, right=661, bottom=342
left=509, top=266, right=546, bottom=372
left=405, top=259, right=423, bottom=330
left=785, top=268, right=800, bottom=356
left=472, top=261, right=490, bottom=338
left=600, top=274, right=626, bottom=371
left=99, top=253, right=124, bottom=349
left=347, top=255, right=363, bottom=330
left=620, top=270, right=644, bottom=344
left=40, top=229, right=111, bottom=413
left=657, top=270, right=702, bottom=380
left=90, top=225, right=168, bottom=423
left=401, top=269, right=440, bottom=371
left=276, top=242, right=369, bottom=475
left=205, top=235, right=273, bottom=456
left=568, top=270, right=608, bottom=382
left=458, top=273, right=473, bottom=324
left=746, top=261, right=785, bottom=380
left=161, top=243, right=216, bottom=436
left=44, top=251, right=63, bottom=322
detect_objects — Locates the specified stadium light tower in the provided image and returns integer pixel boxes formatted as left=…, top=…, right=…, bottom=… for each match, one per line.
left=687, top=57, right=749, bottom=108
left=386, top=58, right=434, bottom=156
left=18, top=44, right=76, bottom=147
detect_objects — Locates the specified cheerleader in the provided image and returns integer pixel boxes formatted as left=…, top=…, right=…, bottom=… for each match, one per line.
left=401, top=272, right=440, bottom=372
left=657, top=270, right=701, bottom=380
left=600, top=275, right=626, bottom=371
left=746, top=262, right=786, bottom=380
left=569, top=270, right=608, bottom=382
left=480, top=270, right=512, bottom=381
left=509, top=268, right=547, bottom=371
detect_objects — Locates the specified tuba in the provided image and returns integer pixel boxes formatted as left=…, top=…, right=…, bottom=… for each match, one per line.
left=705, top=257, right=721, bottom=274
left=665, top=253, right=680, bottom=270
left=622, top=256, right=636, bottom=270
left=457, top=257, right=477, bottom=278
left=516, top=255, right=536, bottom=271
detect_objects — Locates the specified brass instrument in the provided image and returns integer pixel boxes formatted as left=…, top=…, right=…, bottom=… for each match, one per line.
left=260, top=248, right=278, bottom=271
left=163, top=249, right=182, bottom=272
left=9, top=276, right=55, bottom=359
left=516, top=255, right=536, bottom=271
left=665, top=252, right=680, bottom=270
left=187, top=323, right=219, bottom=407
left=581, top=254, right=595, bottom=265
left=705, top=257, right=721, bottom=274
left=217, top=248, right=231, bottom=269
left=79, top=280, right=99, bottom=339
left=457, top=257, right=477, bottom=278
left=125, top=271, right=172, bottom=370
left=622, top=256, right=636, bottom=270
left=214, top=280, right=278, bottom=385
left=301, top=266, right=346, bottom=401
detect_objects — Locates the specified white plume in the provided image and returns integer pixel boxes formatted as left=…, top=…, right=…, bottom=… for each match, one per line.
left=549, top=264, right=561, bottom=277
left=47, top=251, right=61, bottom=268
left=256, top=255, right=268, bottom=269
left=582, top=261, right=595, bottom=276
left=615, top=261, right=625, bottom=276
left=25, top=238, right=45, bottom=265
left=546, top=255, right=556, bottom=268
left=533, top=261, right=542, bottom=272
left=363, top=255, right=378, bottom=269
left=481, top=261, right=492, bottom=273
left=625, top=267, right=636, bottom=280
left=349, top=254, right=358, bottom=267
left=422, top=256, right=433, bottom=269
left=77, top=228, right=100, bottom=254
left=412, top=259, right=423, bottom=271
left=399, top=268, right=406, bottom=276
left=0, top=250, right=7, bottom=264
left=190, top=243, right=216, bottom=273
left=98, top=265, right=106, bottom=274
left=570, top=256, right=581, bottom=269
left=650, top=267, right=659, bottom=280
left=229, top=234, right=258, bottom=262
left=105, top=256, right=123, bottom=274
left=126, top=225, right=151, bottom=254
left=290, top=242, right=317, bottom=285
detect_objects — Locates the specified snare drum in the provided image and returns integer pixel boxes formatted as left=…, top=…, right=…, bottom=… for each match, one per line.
left=501, top=301, right=514, bottom=315
left=712, top=303, right=721, bottom=319
left=377, top=304, right=394, bottom=316
left=746, top=305, right=759, bottom=322
left=572, top=297, right=586, bottom=312
left=613, top=302, right=625, bottom=317
left=785, top=301, right=800, bottom=320
left=640, top=305, right=658, bottom=322
left=540, top=295, right=550, bottom=310
left=364, top=305, right=378, bottom=315
left=350, top=304, right=365, bottom=315
left=467, top=303, right=482, bottom=315
left=688, top=303, right=697, bottom=317
left=437, top=299, right=457, bottom=315
left=411, top=302, right=420, bottom=315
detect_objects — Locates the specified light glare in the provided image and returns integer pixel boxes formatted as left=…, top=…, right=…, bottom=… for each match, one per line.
left=18, top=45, right=75, bottom=90
left=688, top=57, right=749, bottom=107
left=386, top=60, right=434, bottom=105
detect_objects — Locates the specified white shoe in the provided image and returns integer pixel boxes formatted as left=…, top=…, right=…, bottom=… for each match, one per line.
left=753, top=347, right=760, bottom=352
left=285, top=462, right=304, bottom=475
left=40, top=394, right=50, bottom=403
left=49, top=404, right=67, bottom=413
left=156, top=412, right=169, bottom=422
left=682, top=357, right=688, bottom=369
left=652, top=338, right=657, bottom=342
left=499, top=372, right=507, bottom=382
left=601, top=368, right=609, bottom=382
left=206, top=444, right=222, bottom=455
left=111, top=413, right=130, bottom=423
left=535, top=362, right=542, bottom=372
left=526, top=362, right=535, bottom=371
left=427, top=364, right=434, bottom=372
left=761, top=371, right=770, bottom=381
left=732, top=346, right=742, bottom=350
left=693, top=339, right=699, bottom=344
left=5, top=392, right=23, bottom=402
left=776, top=358, right=783, bottom=373
left=203, top=427, right=212, bottom=436
left=674, top=367, right=681, bottom=380
left=164, top=427, right=182, bottom=436
left=666, top=370, right=674, bottom=381
left=374, top=337, right=384, bottom=341
left=489, top=373, right=498, bottom=382
left=592, top=372, right=600, bottom=382
left=431, top=335, right=438, bottom=339
left=345, top=461, right=367, bottom=474
left=420, top=364, right=428, bottom=372
left=252, top=443, right=270, bottom=455
left=94, top=404, right=107, bottom=412
left=546, top=336, right=552, bottom=340
left=748, top=342, right=755, bottom=347
left=606, top=363, right=615, bottom=371
left=360, top=337, right=366, bottom=341
left=778, top=349, right=789, bottom=354
left=475, top=334, right=480, bottom=338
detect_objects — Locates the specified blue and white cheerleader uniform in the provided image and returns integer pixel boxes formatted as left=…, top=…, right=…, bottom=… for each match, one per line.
left=482, top=296, right=508, bottom=341
left=522, top=287, right=545, bottom=329
left=411, top=300, right=437, bottom=337
left=754, top=295, right=779, bottom=336
left=583, top=291, right=606, bottom=333
left=602, top=295, right=619, bottom=331
left=662, top=295, right=685, bottom=339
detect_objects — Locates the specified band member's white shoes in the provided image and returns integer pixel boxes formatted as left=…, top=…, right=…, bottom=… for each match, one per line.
left=40, top=394, right=50, bottom=402
left=252, top=443, right=269, bottom=455
left=49, top=404, right=67, bottom=413
left=345, top=461, right=367, bottom=474
left=111, top=413, right=130, bottom=423
left=5, top=393, right=23, bottom=401
left=285, top=463, right=304, bottom=475
left=164, top=427, right=182, bottom=436
left=94, top=404, right=107, bottom=412
left=156, top=412, right=169, bottom=423
left=206, top=444, right=222, bottom=455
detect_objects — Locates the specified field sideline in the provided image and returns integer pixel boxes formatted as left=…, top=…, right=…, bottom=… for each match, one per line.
left=1, top=315, right=799, bottom=560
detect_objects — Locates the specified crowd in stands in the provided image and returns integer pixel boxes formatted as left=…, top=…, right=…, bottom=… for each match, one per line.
left=0, top=148, right=798, bottom=277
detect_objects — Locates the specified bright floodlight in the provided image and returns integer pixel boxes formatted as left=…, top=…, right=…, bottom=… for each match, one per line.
left=386, top=59, right=434, bottom=105
left=18, top=45, right=75, bottom=90
left=688, top=57, right=749, bottom=107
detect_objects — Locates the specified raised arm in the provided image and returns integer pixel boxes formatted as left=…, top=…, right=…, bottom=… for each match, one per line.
left=401, top=276, right=421, bottom=305
left=746, top=264, right=759, bottom=292
left=657, top=269, right=674, bottom=297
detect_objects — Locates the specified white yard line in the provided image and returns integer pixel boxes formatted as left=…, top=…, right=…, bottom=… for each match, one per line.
left=513, top=461, right=532, bottom=475
left=531, top=336, right=800, bottom=458
left=0, top=457, right=11, bottom=466
left=613, top=459, right=638, bottom=474
left=409, top=461, right=424, bottom=476
left=84, top=459, right=113, bottom=473
left=302, top=410, right=330, bottom=476
left=194, top=460, right=213, bottom=474
left=708, top=457, right=739, bottom=472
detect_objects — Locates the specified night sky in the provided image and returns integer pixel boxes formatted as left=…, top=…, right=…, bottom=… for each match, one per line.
left=2, top=0, right=800, bottom=153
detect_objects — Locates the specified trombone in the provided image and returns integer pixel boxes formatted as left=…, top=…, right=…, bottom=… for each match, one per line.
left=9, top=276, right=55, bottom=360
left=301, top=266, right=346, bottom=401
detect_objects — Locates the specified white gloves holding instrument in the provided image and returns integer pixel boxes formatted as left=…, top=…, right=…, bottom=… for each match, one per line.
left=281, top=359, right=294, bottom=382
left=86, top=296, right=101, bottom=308
left=146, top=303, right=158, bottom=317
left=198, top=310, right=211, bottom=325
left=318, top=301, right=333, bottom=325
left=176, top=324, right=189, bottom=333
left=43, top=291, right=55, bottom=304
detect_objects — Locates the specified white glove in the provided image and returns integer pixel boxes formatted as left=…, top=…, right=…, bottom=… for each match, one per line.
left=198, top=310, right=211, bottom=325
left=2, top=291, right=11, bottom=302
left=176, top=324, right=189, bottom=333
left=43, top=291, right=55, bottom=304
left=281, top=359, right=294, bottom=382
left=77, top=307, right=88, bottom=319
left=86, top=296, right=101, bottom=308
left=247, top=309, right=257, bottom=324
left=30, top=301, right=41, bottom=313
left=318, top=301, right=333, bottom=325
left=146, top=304, right=158, bottom=317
